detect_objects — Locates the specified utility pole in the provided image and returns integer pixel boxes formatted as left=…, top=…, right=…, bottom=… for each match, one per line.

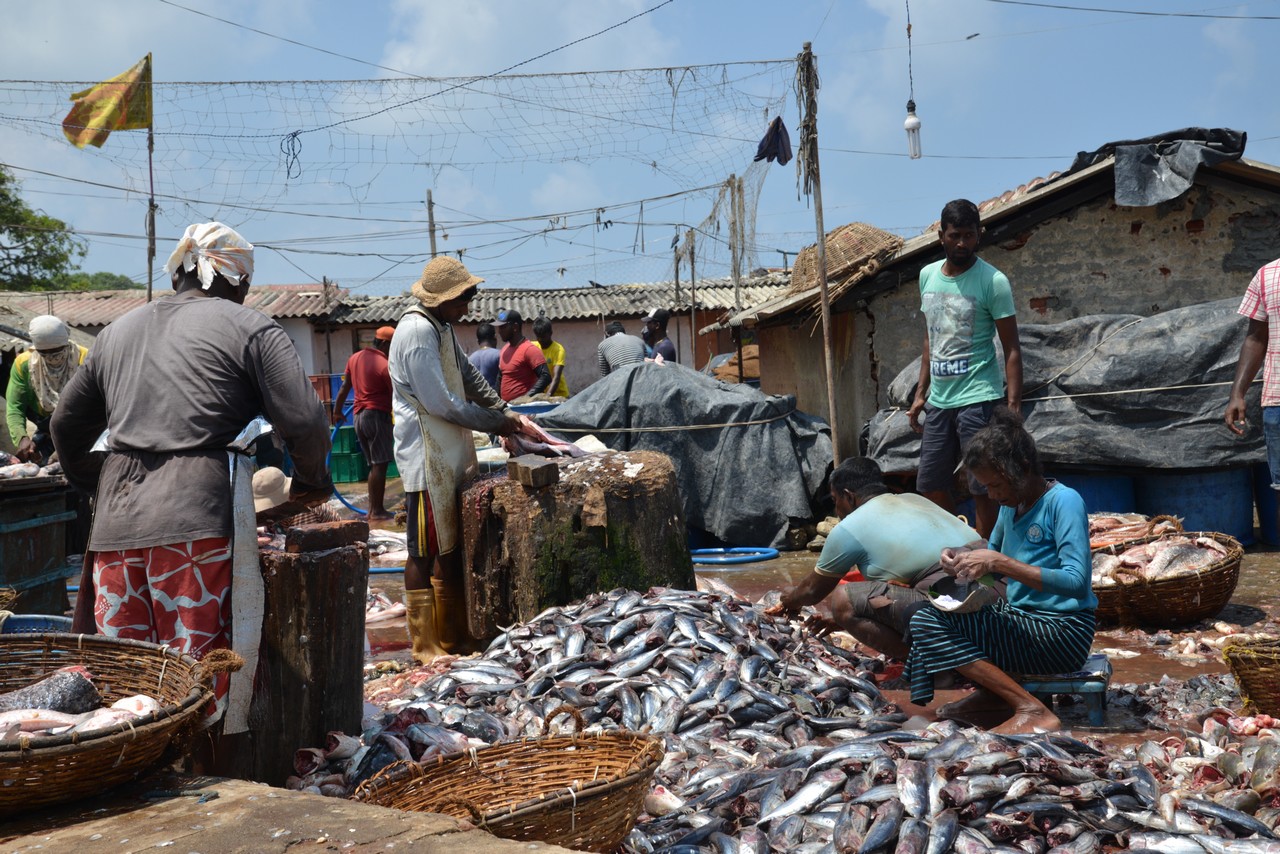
left=426, top=189, right=438, bottom=258
left=798, top=41, right=840, bottom=463
left=687, top=228, right=698, bottom=370
left=673, top=239, right=682, bottom=362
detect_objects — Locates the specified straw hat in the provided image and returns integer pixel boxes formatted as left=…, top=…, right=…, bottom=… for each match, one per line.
left=411, top=257, right=484, bottom=308
left=253, top=466, right=292, bottom=513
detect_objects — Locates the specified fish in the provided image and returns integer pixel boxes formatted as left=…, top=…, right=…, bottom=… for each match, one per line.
left=858, top=799, right=905, bottom=854
left=895, top=817, right=930, bottom=854
left=0, top=708, right=86, bottom=735
left=758, top=769, right=846, bottom=825
left=0, top=666, right=101, bottom=714
left=111, top=695, right=161, bottom=716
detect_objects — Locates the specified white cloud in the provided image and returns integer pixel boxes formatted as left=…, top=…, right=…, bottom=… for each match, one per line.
left=529, top=163, right=601, bottom=213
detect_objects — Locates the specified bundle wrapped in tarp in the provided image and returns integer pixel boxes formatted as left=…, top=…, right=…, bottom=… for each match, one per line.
left=868, top=297, right=1262, bottom=473
left=539, top=363, right=833, bottom=547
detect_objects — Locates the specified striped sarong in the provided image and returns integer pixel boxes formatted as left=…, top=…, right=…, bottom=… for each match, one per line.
left=905, top=598, right=1095, bottom=705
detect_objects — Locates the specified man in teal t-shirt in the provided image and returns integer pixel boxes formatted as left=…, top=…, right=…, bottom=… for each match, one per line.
left=908, top=199, right=1022, bottom=538
left=765, top=457, right=981, bottom=660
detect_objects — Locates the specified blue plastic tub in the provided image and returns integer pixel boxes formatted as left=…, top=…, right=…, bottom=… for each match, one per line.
left=2, top=614, right=73, bottom=634
left=1134, top=468, right=1255, bottom=546
left=1254, top=463, right=1279, bottom=546
left=1046, top=471, right=1137, bottom=515
left=510, top=402, right=560, bottom=416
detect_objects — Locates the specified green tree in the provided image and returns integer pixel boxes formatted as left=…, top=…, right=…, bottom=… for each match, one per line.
left=51, top=270, right=143, bottom=291
left=0, top=166, right=86, bottom=290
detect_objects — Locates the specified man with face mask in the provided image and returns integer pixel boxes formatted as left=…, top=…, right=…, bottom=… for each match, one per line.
left=6, top=315, right=87, bottom=463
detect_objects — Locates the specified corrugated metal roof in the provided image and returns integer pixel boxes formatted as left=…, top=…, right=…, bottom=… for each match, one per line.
left=0, top=301, right=97, bottom=354
left=0, top=285, right=342, bottom=327
left=327, top=274, right=790, bottom=325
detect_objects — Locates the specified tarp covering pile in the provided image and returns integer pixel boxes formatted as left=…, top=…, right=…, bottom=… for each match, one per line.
left=867, top=298, right=1262, bottom=473
left=538, top=363, right=833, bottom=547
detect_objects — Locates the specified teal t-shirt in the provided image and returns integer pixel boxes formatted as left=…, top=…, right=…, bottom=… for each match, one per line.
left=816, top=493, right=979, bottom=583
left=919, top=257, right=1016, bottom=409
left=989, top=482, right=1097, bottom=613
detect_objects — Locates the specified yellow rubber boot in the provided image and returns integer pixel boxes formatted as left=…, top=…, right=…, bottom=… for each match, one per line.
left=405, top=588, right=446, bottom=663
left=431, top=577, right=475, bottom=654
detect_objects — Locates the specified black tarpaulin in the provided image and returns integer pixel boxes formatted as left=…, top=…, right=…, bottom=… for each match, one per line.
left=1068, top=127, right=1246, bottom=207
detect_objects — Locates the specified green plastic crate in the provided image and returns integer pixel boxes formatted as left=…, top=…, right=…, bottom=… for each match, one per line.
left=330, top=452, right=370, bottom=484
left=333, top=426, right=359, bottom=454
left=386, top=459, right=399, bottom=479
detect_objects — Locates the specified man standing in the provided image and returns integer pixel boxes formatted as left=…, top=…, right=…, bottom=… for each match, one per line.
left=494, top=309, right=551, bottom=402
left=532, top=317, right=570, bottom=398
left=50, top=222, right=330, bottom=732
left=468, top=322, right=501, bottom=391
left=1227, top=256, right=1280, bottom=537
left=390, top=257, right=521, bottom=660
left=641, top=307, right=678, bottom=363
left=907, top=199, right=1022, bottom=537
left=765, top=458, right=981, bottom=660
left=332, top=326, right=396, bottom=520
left=6, top=315, right=88, bottom=463
left=597, top=321, right=647, bottom=376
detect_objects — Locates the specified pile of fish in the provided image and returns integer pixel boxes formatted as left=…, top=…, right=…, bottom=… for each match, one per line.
left=0, top=461, right=61, bottom=480
left=1093, top=535, right=1231, bottom=586
left=290, top=586, right=1280, bottom=851
left=0, top=665, right=162, bottom=740
left=1089, top=512, right=1182, bottom=550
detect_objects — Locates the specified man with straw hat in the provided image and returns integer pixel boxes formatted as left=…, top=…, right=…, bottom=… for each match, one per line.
left=51, top=222, right=331, bottom=738
left=391, top=256, right=521, bottom=660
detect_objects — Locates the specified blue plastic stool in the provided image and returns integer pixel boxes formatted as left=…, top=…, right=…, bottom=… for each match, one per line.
left=1019, top=652, right=1112, bottom=726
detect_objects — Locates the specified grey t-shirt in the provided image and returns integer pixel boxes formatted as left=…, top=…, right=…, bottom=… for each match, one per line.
left=52, top=290, right=330, bottom=551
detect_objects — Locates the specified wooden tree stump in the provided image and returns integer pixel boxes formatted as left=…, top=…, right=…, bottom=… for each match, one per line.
left=216, top=525, right=368, bottom=785
left=462, top=450, right=693, bottom=641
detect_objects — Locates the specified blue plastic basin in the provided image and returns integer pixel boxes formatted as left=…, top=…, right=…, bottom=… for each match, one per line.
left=1134, top=468, right=1255, bottom=546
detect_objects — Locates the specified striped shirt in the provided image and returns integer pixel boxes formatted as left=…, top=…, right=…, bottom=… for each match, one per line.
left=597, top=333, right=647, bottom=376
left=1239, top=259, right=1280, bottom=406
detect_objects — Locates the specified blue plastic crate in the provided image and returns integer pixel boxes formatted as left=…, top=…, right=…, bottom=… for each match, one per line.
left=2, top=614, right=73, bottom=634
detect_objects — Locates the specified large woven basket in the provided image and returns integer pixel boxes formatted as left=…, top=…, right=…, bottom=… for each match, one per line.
left=353, top=708, right=663, bottom=853
left=0, top=633, right=220, bottom=815
left=788, top=222, right=903, bottom=297
left=1091, top=531, right=1242, bottom=627
left=1223, top=636, right=1280, bottom=717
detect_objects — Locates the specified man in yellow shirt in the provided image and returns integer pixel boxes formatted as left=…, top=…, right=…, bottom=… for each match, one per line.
left=533, top=317, right=570, bottom=398
left=6, top=315, right=88, bottom=463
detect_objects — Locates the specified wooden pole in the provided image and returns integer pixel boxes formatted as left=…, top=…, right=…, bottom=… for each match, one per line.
left=687, top=228, right=698, bottom=370
left=800, top=42, right=840, bottom=463
left=673, top=244, right=682, bottom=362
left=146, top=124, right=156, bottom=304
left=427, top=189, right=438, bottom=258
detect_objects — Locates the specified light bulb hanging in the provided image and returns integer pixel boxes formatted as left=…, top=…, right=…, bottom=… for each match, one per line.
left=904, top=0, right=922, bottom=159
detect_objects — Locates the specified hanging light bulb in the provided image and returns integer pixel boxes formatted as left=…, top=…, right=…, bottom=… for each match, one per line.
left=904, top=99, right=922, bottom=159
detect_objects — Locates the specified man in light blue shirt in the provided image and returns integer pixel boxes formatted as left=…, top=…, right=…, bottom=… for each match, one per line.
left=766, top=457, right=980, bottom=659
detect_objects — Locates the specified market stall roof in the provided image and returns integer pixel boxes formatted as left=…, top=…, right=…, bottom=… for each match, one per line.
left=326, top=273, right=790, bottom=326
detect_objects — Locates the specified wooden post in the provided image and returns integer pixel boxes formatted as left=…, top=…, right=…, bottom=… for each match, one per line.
left=146, top=122, right=155, bottom=304
left=216, top=522, right=368, bottom=785
left=799, top=42, right=841, bottom=464
left=687, top=229, right=698, bottom=370
left=427, top=189, right=438, bottom=258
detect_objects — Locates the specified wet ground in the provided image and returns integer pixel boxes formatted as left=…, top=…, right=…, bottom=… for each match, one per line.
left=346, top=479, right=1280, bottom=738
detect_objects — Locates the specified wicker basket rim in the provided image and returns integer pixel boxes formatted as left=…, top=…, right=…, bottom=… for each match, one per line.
left=355, top=732, right=664, bottom=817
left=0, top=632, right=213, bottom=755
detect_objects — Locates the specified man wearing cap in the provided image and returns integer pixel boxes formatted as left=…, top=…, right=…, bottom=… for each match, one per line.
left=6, top=315, right=88, bottom=463
left=51, top=222, right=331, bottom=736
left=390, top=256, right=521, bottom=660
left=493, top=309, right=552, bottom=402
left=641, top=308, right=678, bottom=363
left=254, top=466, right=340, bottom=529
left=597, top=320, right=648, bottom=376
left=333, top=326, right=396, bottom=520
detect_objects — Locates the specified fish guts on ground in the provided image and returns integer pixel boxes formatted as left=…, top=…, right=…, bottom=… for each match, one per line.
left=298, top=587, right=1280, bottom=851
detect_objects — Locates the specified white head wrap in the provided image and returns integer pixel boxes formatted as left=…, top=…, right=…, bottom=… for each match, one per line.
left=28, top=315, right=69, bottom=349
left=164, top=222, right=255, bottom=290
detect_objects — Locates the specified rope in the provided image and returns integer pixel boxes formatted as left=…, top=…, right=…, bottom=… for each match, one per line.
left=546, top=410, right=792, bottom=434
left=1021, top=317, right=1145, bottom=398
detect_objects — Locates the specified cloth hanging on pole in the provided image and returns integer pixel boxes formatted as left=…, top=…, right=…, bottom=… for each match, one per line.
left=754, top=116, right=793, bottom=166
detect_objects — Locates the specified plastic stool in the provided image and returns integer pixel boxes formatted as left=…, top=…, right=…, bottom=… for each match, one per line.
left=1020, top=652, right=1112, bottom=726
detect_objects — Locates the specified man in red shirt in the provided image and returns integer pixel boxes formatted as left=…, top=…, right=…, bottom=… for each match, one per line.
left=333, top=326, right=396, bottom=519
left=494, top=309, right=552, bottom=401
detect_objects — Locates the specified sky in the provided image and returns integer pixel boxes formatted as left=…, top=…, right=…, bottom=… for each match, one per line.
left=1, top=0, right=1278, bottom=297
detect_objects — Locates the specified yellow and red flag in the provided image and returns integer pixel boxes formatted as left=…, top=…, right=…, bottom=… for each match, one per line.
left=62, top=54, right=152, bottom=149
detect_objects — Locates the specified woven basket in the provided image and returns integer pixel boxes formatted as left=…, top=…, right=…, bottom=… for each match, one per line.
left=1223, top=636, right=1280, bottom=716
left=1091, top=531, right=1242, bottom=627
left=0, top=633, right=224, bottom=815
left=788, top=222, right=903, bottom=296
left=353, top=707, right=664, bottom=853
left=1088, top=513, right=1183, bottom=551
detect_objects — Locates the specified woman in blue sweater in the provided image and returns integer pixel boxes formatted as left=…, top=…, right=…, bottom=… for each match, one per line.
left=905, top=407, right=1096, bottom=734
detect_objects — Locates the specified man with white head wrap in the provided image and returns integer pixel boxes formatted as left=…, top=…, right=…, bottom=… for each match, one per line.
left=51, top=222, right=330, bottom=733
left=6, top=315, right=88, bottom=463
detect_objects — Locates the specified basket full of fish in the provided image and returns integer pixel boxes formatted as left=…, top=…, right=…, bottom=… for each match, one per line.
left=0, top=633, right=230, bottom=815
left=354, top=706, right=663, bottom=853
left=1091, top=531, right=1243, bottom=627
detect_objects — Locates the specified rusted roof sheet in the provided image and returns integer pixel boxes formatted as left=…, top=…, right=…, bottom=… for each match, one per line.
left=0, top=301, right=97, bottom=354
left=327, top=274, right=790, bottom=325
left=0, top=285, right=342, bottom=327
